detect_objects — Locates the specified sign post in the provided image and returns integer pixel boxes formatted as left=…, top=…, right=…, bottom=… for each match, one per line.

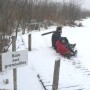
left=1, top=36, right=28, bottom=90
left=12, top=36, right=17, bottom=90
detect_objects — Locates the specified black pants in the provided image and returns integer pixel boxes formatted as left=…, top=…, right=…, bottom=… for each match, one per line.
left=59, top=37, right=74, bottom=53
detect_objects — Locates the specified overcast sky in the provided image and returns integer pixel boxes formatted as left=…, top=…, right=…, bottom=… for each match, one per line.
left=82, top=0, right=90, bottom=10
left=53, top=0, right=90, bottom=10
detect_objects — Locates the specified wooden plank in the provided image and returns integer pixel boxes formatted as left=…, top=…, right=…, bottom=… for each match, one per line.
left=42, top=31, right=55, bottom=36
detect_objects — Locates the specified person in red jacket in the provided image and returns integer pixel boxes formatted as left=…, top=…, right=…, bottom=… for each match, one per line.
left=51, top=26, right=76, bottom=56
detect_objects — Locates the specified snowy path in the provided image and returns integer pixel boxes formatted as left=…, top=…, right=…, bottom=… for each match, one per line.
left=21, top=23, right=90, bottom=90
left=21, top=28, right=90, bottom=90
left=0, top=18, right=90, bottom=90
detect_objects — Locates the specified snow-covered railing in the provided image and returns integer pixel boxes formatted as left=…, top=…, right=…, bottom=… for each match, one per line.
left=42, top=31, right=54, bottom=36
left=37, top=58, right=60, bottom=90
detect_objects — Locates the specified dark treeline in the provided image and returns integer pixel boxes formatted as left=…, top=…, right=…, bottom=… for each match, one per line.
left=0, top=0, right=90, bottom=52
left=0, top=0, right=90, bottom=33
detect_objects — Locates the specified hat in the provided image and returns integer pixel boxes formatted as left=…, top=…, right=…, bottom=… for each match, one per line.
left=56, top=26, right=62, bottom=31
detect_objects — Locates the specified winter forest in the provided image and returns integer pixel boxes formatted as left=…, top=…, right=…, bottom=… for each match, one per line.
left=0, top=0, right=90, bottom=53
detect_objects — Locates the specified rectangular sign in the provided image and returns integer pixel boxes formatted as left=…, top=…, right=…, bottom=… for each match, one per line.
left=2, top=50, right=28, bottom=71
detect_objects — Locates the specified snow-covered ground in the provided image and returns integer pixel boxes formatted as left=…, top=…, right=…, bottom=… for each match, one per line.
left=0, top=18, right=90, bottom=90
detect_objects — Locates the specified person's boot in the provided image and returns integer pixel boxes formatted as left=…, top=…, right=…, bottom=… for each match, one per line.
left=73, top=50, right=77, bottom=56
left=70, top=50, right=77, bottom=56
left=70, top=43, right=76, bottom=48
left=64, top=52, right=71, bottom=59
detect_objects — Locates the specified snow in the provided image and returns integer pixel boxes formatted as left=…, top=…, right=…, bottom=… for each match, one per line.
left=1, top=18, right=90, bottom=90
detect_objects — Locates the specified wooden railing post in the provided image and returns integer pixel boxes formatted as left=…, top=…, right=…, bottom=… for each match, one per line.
left=52, top=58, right=60, bottom=90
left=28, top=34, right=31, bottom=51
left=0, top=54, right=2, bottom=71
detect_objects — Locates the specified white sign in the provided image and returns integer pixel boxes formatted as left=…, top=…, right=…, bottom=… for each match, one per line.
left=2, top=50, right=28, bottom=71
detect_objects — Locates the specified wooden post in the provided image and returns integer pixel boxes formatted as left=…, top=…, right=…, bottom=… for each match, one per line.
left=52, top=58, right=60, bottom=90
left=12, top=36, right=17, bottom=90
left=28, top=34, right=31, bottom=51
left=0, top=54, right=2, bottom=71
left=39, top=23, right=40, bottom=31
